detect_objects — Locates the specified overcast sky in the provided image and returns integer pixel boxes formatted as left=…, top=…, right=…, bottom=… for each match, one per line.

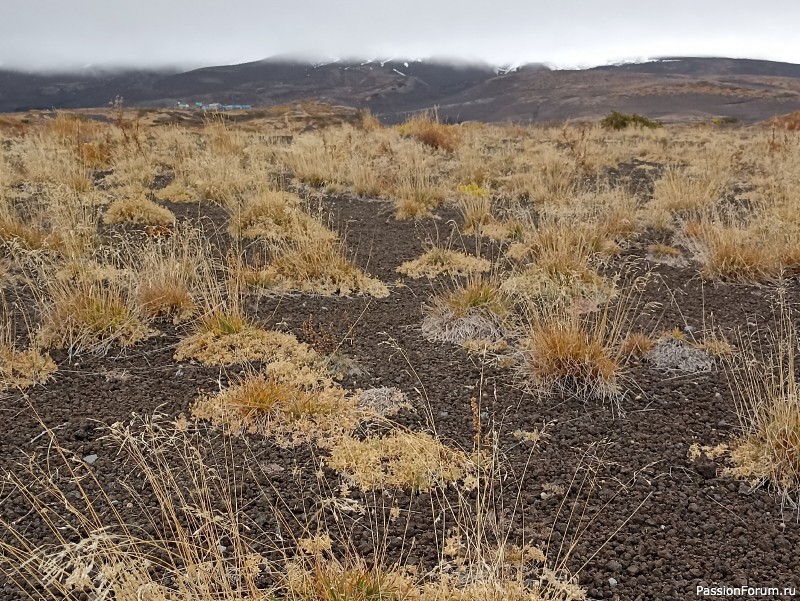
left=2, top=0, right=797, bottom=72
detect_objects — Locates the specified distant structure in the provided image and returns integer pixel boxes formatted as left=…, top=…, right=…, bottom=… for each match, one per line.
left=176, top=101, right=252, bottom=111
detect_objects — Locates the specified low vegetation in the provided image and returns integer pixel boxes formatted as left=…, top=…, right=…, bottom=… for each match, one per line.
left=2, top=105, right=800, bottom=598
left=600, top=111, right=661, bottom=130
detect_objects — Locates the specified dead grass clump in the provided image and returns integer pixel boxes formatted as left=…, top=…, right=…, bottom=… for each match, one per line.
left=458, top=185, right=492, bottom=235
left=393, top=171, right=446, bottom=220
left=725, top=299, right=800, bottom=497
left=327, top=429, right=471, bottom=491
left=397, top=249, right=491, bottom=279
left=37, top=280, right=150, bottom=354
left=0, top=213, right=58, bottom=250
left=0, top=345, right=57, bottom=390
left=501, top=265, right=614, bottom=315
left=286, top=555, right=414, bottom=601
left=647, top=243, right=681, bottom=258
left=399, top=114, right=460, bottom=152
left=176, top=311, right=320, bottom=366
left=682, top=219, right=789, bottom=282
left=229, top=191, right=336, bottom=243
left=244, top=241, right=389, bottom=297
left=192, top=368, right=357, bottom=444
left=153, top=180, right=198, bottom=203
left=619, top=332, right=654, bottom=359
left=422, top=277, right=511, bottom=345
left=652, top=166, right=723, bottom=214
left=521, top=314, right=622, bottom=400
left=139, top=280, right=195, bottom=322
left=104, top=197, right=176, bottom=226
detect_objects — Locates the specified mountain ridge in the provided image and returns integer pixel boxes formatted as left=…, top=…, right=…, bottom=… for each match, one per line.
left=2, top=56, right=800, bottom=123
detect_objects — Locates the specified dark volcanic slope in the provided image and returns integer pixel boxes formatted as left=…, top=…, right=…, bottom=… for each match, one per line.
left=3, top=56, right=800, bottom=123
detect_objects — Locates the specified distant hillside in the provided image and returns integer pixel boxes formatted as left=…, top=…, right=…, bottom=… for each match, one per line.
left=2, top=56, right=800, bottom=123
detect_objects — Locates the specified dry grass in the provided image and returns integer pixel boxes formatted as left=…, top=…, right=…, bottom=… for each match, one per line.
left=130, top=226, right=210, bottom=322
left=397, top=249, right=491, bottom=279
left=104, top=197, right=176, bottom=226
left=458, top=184, right=493, bottom=235
left=0, top=334, right=57, bottom=390
left=36, top=278, right=150, bottom=354
left=175, top=310, right=320, bottom=366
left=724, top=297, right=800, bottom=498
left=651, top=166, right=725, bottom=214
left=327, top=429, right=471, bottom=492
left=242, top=240, right=389, bottom=297
left=422, top=276, right=512, bottom=345
left=501, top=265, right=614, bottom=316
left=681, top=217, right=800, bottom=282
left=193, top=367, right=357, bottom=445
left=619, top=332, right=655, bottom=359
left=153, top=180, right=198, bottom=203
left=517, top=276, right=647, bottom=402
left=647, top=243, right=681, bottom=258
left=521, top=314, right=622, bottom=400
left=398, top=113, right=460, bottom=152
left=229, top=190, right=336, bottom=243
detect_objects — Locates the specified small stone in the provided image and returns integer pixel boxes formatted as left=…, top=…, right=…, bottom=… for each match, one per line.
left=696, top=461, right=718, bottom=479
left=606, top=560, right=622, bottom=571
left=82, top=454, right=98, bottom=464
left=608, top=578, right=618, bottom=587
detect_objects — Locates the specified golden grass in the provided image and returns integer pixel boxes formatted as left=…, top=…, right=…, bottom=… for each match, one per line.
left=682, top=218, right=800, bottom=282
left=229, top=190, right=336, bottom=243
left=521, top=315, right=622, bottom=399
left=0, top=211, right=59, bottom=250
left=619, top=332, right=655, bottom=359
left=651, top=166, right=725, bottom=214
left=192, top=367, right=357, bottom=445
left=0, top=345, right=57, bottom=390
left=327, top=429, right=471, bottom=492
left=175, top=311, right=320, bottom=366
left=501, top=264, right=613, bottom=316
left=104, top=197, right=176, bottom=226
left=153, top=180, right=197, bottom=203
left=36, top=279, right=150, bottom=354
left=242, top=240, right=389, bottom=297
left=397, top=249, right=491, bottom=279
left=724, top=299, right=800, bottom=497
left=458, top=186, right=493, bottom=235
left=646, top=243, right=682, bottom=258
left=398, top=113, right=460, bottom=152
left=441, top=276, right=511, bottom=320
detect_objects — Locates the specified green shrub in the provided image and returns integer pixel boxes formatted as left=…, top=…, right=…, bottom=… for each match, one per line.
left=601, top=111, right=661, bottom=130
